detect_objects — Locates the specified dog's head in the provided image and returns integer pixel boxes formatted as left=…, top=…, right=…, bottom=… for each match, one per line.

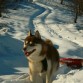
left=23, top=30, right=46, bottom=62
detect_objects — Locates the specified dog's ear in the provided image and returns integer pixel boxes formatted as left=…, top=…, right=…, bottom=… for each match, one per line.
left=28, top=30, right=32, bottom=36
left=35, top=30, right=41, bottom=39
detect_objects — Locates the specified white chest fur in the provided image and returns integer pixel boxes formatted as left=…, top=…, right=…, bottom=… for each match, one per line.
left=29, top=61, right=42, bottom=73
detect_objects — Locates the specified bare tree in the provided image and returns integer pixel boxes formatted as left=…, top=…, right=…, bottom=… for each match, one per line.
left=28, top=0, right=33, bottom=3
left=60, top=0, right=83, bottom=23
left=0, top=0, right=6, bottom=17
left=73, top=0, right=83, bottom=23
left=14, top=0, right=19, bottom=2
left=61, top=0, right=64, bottom=4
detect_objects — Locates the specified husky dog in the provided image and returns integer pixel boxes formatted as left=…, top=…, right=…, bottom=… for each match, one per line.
left=23, top=30, right=59, bottom=83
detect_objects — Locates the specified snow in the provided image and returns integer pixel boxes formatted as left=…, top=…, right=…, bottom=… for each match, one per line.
left=0, top=0, right=83, bottom=83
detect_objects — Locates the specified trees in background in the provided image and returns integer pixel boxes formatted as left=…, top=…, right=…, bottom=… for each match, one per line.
left=73, top=0, right=83, bottom=23
left=14, top=0, right=19, bottom=2
left=0, top=0, right=22, bottom=17
left=60, top=0, right=83, bottom=23
left=0, top=0, right=6, bottom=17
left=0, top=0, right=82, bottom=22
left=28, top=0, right=33, bottom=3
left=61, top=0, right=63, bottom=4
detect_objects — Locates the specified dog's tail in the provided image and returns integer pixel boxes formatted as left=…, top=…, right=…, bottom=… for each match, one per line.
left=45, top=39, right=53, bottom=46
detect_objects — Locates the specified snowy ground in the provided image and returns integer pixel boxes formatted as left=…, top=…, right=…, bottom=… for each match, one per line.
left=0, top=1, right=83, bottom=83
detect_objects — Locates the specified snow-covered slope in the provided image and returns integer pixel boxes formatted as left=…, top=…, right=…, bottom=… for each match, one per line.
left=0, top=0, right=83, bottom=83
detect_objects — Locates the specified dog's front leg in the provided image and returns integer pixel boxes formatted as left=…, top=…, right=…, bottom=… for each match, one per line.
left=46, top=72, right=52, bottom=83
left=30, top=72, right=43, bottom=83
left=29, top=72, right=36, bottom=83
left=46, top=60, right=52, bottom=83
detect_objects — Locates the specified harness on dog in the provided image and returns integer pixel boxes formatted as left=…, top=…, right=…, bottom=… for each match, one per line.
left=41, top=58, right=47, bottom=72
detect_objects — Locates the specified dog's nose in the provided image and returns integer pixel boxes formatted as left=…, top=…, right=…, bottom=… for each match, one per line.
left=23, top=47, right=26, bottom=51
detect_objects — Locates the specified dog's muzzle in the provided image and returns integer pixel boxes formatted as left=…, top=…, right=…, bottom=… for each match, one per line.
left=24, top=49, right=36, bottom=57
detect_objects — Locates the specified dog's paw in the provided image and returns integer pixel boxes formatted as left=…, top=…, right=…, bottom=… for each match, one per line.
left=27, top=76, right=32, bottom=83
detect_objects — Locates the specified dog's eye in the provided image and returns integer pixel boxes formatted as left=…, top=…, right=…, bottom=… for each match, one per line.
left=29, top=41, right=35, bottom=46
left=25, top=41, right=28, bottom=44
left=30, top=42, right=32, bottom=44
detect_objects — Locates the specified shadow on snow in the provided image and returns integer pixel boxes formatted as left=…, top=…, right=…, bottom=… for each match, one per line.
left=0, top=34, right=28, bottom=75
